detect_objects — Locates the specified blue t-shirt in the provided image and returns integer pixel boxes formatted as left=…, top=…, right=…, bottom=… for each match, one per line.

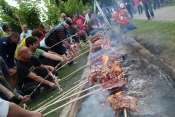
left=20, top=30, right=32, bottom=41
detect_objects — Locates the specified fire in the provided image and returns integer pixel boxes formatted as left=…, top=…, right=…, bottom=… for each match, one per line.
left=102, top=55, right=109, bottom=66
left=108, top=91, right=123, bottom=103
left=115, top=91, right=123, bottom=96
left=110, top=61, right=122, bottom=77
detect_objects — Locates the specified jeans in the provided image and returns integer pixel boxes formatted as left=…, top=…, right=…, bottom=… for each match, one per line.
left=126, top=4, right=133, bottom=18
left=0, top=58, right=10, bottom=78
left=137, top=5, right=143, bottom=14
left=143, top=0, right=154, bottom=19
left=153, top=0, right=160, bottom=9
left=89, top=28, right=103, bottom=36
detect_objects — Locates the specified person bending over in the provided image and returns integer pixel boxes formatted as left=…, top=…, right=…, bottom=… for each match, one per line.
left=0, top=32, right=20, bottom=74
left=25, top=36, right=69, bottom=65
left=17, top=46, right=57, bottom=99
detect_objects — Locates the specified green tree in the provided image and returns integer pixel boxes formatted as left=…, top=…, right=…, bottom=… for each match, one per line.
left=0, top=0, right=42, bottom=32
left=60, top=0, right=92, bottom=17
left=0, top=0, right=21, bottom=32
left=17, top=1, right=42, bottom=30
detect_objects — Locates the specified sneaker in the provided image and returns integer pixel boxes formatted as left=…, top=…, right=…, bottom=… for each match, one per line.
left=147, top=18, right=151, bottom=20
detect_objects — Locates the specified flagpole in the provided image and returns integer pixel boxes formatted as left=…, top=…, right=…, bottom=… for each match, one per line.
left=15, top=11, right=23, bottom=30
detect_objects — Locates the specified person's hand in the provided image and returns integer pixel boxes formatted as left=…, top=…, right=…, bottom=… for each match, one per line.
left=30, top=111, right=44, bottom=117
left=21, top=95, right=31, bottom=103
left=46, top=47, right=51, bottom=50
left=9, top=68, right=16, bottom=74
left=13, top=66, right=17, bottom=70
left=49, top=82, right=57, bottom=88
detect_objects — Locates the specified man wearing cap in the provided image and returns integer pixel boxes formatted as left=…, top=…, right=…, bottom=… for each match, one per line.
left=45, top=20, right=77, bottom=66
left=73, top=11, right=86, bottom=31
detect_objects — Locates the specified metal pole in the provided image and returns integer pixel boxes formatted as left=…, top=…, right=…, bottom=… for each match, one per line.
left=94, top=0, right=96, bottom=14
left=94, top=0, right=111, bottom=27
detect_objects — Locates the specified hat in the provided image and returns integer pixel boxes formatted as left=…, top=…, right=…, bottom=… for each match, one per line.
left=74, top=11, right=79, bottom=14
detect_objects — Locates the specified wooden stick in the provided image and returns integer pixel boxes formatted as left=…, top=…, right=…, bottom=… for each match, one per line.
left=49, top=72, right=62, bottom=91
left=38, top=84, right=100, bottom=112
left=43, top=88, right=101, bottom=116
left=30, top=79, right=87, bottom=110
left=124, top=109, right=127, bottom=117
left=60, top=63, right=90, bottom=82
left=35, top=79, right=88, bottom=111
left=50, top=34, right=77, bottom=48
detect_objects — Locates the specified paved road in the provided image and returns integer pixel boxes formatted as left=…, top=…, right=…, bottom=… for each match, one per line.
left=133, top=6, right=175, bottom=20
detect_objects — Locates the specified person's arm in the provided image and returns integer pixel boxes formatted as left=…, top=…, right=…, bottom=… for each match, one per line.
left=7, top=101, right=43, bottom=117
left=43, top=52, right=64, bottom=62
left=27, top=72, right=57, bottom=88
left=0, top=43, right=11, bottom=69
left=0, top=76, right=19, bottom=98
left=8, top=46, right=16, bottom=69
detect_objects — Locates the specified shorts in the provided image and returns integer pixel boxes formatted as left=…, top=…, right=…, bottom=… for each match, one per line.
left=0, top=98, right=9, bottom=117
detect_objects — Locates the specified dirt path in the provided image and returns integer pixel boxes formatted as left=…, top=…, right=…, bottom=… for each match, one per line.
left=133, top=6, right=175, bottom=20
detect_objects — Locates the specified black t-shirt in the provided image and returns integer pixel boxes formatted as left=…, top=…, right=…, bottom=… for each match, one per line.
left=17, top=56, right=41, bottom=88
left=87, top=19, right=95, bottom=32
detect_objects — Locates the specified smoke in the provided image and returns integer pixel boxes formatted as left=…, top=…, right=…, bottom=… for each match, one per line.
left=76, top=28, right=175, bottom=117
left=76, top=89, right=115, bottom=117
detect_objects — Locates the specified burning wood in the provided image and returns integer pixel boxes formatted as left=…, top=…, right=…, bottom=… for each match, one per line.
left=90, top=33, right=101, bottom=43
left=108, top=92, right=137, bottom=115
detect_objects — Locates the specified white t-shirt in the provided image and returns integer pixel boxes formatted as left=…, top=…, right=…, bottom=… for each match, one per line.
left=0, top=98, right=9, bottom=117
left=120, top=2, right=125, bottom=9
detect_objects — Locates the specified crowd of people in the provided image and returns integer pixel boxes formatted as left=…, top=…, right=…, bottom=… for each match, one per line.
left=1, top=0, right=170, bottom=115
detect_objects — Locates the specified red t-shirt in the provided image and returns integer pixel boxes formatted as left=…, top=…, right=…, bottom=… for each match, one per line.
left=114, top=10, right=129, bottom=26
left=73, top=16, right=86, bottom=30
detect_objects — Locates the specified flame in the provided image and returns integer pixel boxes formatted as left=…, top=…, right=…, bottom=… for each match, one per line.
left=110, top=61, right=122, bottom=77
left=115, top=91, right=123, bottom=96
left=102, top=55, right=109, bottom=66
left=108, top=91, right=123, bottom=103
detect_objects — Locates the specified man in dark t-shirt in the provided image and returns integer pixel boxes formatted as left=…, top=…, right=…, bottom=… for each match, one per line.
left=17, top=46, right=57, bottom=99
left=87, top=12, right=104, bottom=36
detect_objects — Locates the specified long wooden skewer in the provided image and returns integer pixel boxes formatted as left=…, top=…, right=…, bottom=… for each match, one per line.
left=30, top=49, right=90, bottom=96
left=60, top=63, right=90, bottom=82
left=124, top=109, right=127, bottom=117
left=30, top=78, right=87, bottom=110
left=35, top=79, right=88, bottom=111
left=43, top=88, right=101, bottom=116
left=50, top=34, right=77, bottom=48
left=38, top=84, right=100, bottom=112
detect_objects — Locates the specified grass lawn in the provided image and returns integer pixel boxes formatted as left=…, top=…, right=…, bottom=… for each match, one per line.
left=25, top=46, right=90, bottom=117
left=128, top=19, right=175, bottom=67
left=163, top=1, right=175, bottom=7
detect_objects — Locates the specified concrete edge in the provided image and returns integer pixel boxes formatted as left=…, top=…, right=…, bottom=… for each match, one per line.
left=59, top=47, right=91, bottom=117
left=124, top=35, right=175, bottom=84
